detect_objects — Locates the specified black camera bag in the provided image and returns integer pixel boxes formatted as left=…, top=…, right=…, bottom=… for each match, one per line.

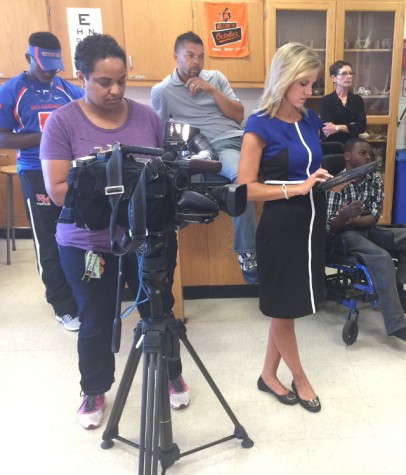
left=60, top=142, right=175, bottom=255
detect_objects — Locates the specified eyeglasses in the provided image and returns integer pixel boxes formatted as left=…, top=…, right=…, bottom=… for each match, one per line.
left=336, top=72, right=355, bottom=77
left=30, top=55, right=60, bottom=74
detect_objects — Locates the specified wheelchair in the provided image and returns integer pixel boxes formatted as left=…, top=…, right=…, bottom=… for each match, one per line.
left=324, top=228, right=396, bottom=345
left=321, top=142, right=403, bottom=345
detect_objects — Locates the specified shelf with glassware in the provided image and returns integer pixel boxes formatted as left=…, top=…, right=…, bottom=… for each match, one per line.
left=360, top=123, right=388, bottom=180
left=267, top=1, right=336, bottom=94
left=336, top=3, right=404, bottom=224
left=343, top=47, right=391, bottom=116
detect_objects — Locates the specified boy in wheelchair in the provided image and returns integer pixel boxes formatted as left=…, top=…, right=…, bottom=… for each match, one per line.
left=325, top=137, right=406, bottom=341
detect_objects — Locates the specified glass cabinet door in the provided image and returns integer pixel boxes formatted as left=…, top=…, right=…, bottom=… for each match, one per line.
left=366, top=124, right=388, bottom=180
left=268, top=2, right=336, bottom=113
left=335, top=2, right=404, bottom=224
left=276, top=10, right=327, bottom=111
left=342, top=11, right=394, bottom=116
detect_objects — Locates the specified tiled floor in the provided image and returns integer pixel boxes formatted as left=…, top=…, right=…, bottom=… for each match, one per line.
left=2, top=239, right=406, bottom=475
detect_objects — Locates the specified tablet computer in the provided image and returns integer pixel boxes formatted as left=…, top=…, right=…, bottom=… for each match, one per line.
left=316, top=161, right=378, bottom=191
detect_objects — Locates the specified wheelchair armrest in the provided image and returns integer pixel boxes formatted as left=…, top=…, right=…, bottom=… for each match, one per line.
left=329, top=233, right=349, bottom=256
left=367, top=228, right=394, bottom=250
left=325, top=233, right=358, bottom=265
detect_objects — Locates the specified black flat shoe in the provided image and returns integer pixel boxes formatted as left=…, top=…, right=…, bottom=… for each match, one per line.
left=291, top=381, right=321, bottom=413
left=257, top=376, right=298, bottom=405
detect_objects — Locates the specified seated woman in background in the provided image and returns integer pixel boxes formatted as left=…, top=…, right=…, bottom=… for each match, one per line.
left=320, top=60, right=366, bottom=144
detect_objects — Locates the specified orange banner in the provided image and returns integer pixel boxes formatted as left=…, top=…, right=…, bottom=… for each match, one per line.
left=204, top=2, right=249, bottom=58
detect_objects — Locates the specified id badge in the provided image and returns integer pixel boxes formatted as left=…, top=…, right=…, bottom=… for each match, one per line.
left=82, top=251, right=102, bottom=282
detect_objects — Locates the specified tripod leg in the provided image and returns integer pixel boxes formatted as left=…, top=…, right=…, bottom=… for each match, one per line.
left=158, top=358, right=180, bottom=468
left=139, top=329, right=180, bottom=475
left=180, top=331, right=254, bottom=448
left=139, top=350, right=157, bottom=474
left=101, top=325, right=143, bottom=448
left=151, top=353, right=161, bottom=475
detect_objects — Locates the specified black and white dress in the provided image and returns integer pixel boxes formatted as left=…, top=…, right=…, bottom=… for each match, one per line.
left=245, top=109, right=326, bottom=318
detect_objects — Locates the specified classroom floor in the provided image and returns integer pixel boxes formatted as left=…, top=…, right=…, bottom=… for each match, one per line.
left=2, top=238, right=406, bottom=475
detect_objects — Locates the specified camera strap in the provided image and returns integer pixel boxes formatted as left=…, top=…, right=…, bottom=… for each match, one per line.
left=106, top=143, right=147, bottom=256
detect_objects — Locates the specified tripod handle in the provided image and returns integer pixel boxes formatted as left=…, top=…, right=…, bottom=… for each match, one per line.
left=112, top=254, right=125, bottom=353
left=112, top=316, right=122, bottom=353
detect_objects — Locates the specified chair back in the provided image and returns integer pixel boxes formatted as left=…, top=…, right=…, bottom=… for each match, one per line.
left=321, top=141, right=345, bottom=156
left=321, top=153, right=346, bottom=176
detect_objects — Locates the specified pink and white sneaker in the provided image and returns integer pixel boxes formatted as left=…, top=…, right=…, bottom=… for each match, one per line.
left=78, top=394, right=105, bottom=429
left=169, top=374, right=191, bottom=410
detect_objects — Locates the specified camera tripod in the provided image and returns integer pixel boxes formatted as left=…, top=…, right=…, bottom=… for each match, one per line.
left=101, top=233, right=254, bottom=474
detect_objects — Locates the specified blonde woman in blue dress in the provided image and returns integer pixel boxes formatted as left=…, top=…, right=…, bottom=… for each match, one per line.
left=239, top=43, right=332, bottom=413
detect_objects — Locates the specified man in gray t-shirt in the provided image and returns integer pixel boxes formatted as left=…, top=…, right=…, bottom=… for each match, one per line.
left=151, top=31, right=257, bottom=284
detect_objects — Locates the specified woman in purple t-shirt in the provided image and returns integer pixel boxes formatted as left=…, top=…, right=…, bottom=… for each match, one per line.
left=40, top=34, right=189, bottom=430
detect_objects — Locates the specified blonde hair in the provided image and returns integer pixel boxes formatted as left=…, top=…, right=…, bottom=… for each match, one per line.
left=257, top=42, right=323, bottom=118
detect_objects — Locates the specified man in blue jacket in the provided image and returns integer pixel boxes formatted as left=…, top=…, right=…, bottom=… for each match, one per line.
left=0, top=32, right=83, bottom=330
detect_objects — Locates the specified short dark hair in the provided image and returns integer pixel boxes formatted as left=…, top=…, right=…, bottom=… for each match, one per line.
left=29, top=32, right=61, bottom=50
left=74, top=34, right=126, bottom=78
left=329, top=60, right=352, bottom=76
left=174, top=31, right=203, bottom=53
left=344, top=137, right=368, bottom=153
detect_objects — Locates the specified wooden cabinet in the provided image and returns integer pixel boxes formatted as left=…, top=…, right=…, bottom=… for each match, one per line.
left=0, top=0, right=125, bottom=82
left=122, top=0, right=193, bottom=83
left=265, top=0, right=405, bottom=224
left=192, top=0, right=265, bottom=86
left=47, top=0, right=125, bottom=80
left=0, top=0, right=49, bottom=80
left=178, top=203, right=262, bottom=288
left=122, top=0, right=264, bottom=86
left=1, top=0, right=265, bottom=86
left=267, top=1, right=337, bottom=111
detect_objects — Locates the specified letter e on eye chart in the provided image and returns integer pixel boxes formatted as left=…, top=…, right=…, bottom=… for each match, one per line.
left=66, top=8, right=103, bottom=73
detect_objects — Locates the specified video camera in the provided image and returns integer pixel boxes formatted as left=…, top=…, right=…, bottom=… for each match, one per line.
left=159, top=121, right=247, bottom=225
left=64, top=121, right=247, bottom=255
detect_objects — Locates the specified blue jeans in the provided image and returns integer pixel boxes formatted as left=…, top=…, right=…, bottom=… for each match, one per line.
left=340, top=228, right=406, bottom=335
left=213, top=136, right=257, bottom=253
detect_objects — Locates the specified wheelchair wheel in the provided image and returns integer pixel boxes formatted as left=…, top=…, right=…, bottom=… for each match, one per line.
left=342, top=315, right=359, bottom=345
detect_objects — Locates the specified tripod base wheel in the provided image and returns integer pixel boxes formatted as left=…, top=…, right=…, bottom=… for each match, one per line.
left=234, top=427, right=254, bottom=448
left=159, top=444, right=180, bottom=469
left=101, top=439, right=115, bottom=449
left=241, top=439, right=255, bottom=449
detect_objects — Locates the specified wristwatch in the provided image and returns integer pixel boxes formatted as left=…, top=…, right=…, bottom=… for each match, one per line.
left=335, top=125, right=339, bottom=132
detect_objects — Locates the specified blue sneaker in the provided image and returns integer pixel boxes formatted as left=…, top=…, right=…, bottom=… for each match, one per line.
left=238, top=252, right=258, bottom=284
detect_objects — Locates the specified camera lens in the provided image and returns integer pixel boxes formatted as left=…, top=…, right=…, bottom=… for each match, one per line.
left=188, top=133, right=219, bottom=160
